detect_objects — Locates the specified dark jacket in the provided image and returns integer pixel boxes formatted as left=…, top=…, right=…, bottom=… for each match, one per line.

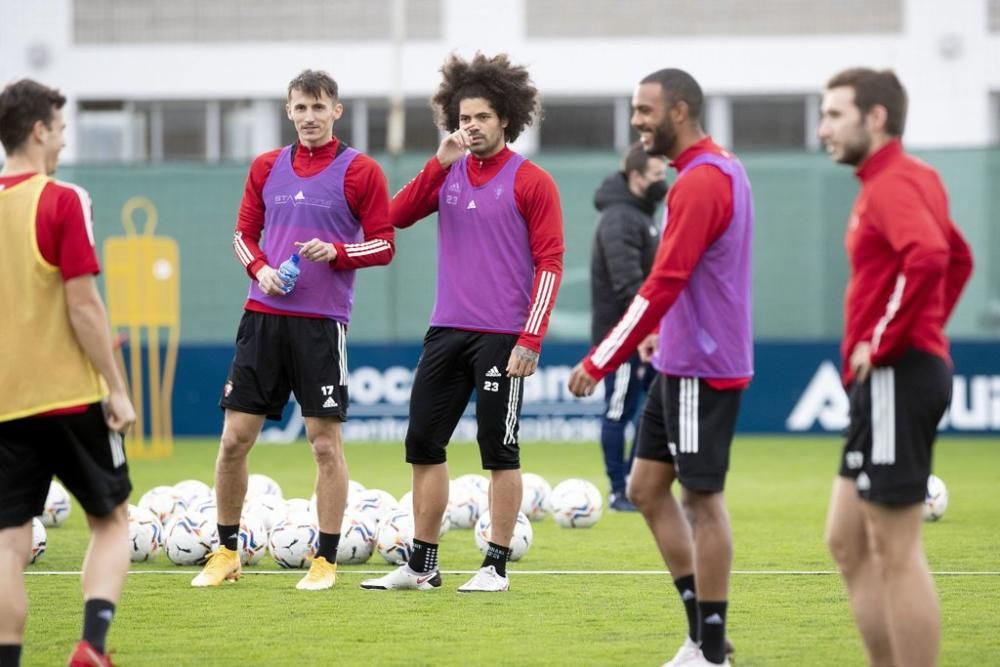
left=589, top=172, right=662, bottom=344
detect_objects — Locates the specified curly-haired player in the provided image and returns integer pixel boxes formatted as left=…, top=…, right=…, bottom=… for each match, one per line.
left=362, top=53, right=564, bottom=593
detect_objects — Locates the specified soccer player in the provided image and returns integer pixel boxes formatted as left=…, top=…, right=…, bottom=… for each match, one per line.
left=590, top=143, right=667, bottom=512
left=361, top=52, right=563, bottom=593
left=819, top=68, right=972, bottom=667
left=0, top=79, right=136, bottom=667
left=568, top=68, right=752, bottom=667
left=191, top=70, right=393, bottom=591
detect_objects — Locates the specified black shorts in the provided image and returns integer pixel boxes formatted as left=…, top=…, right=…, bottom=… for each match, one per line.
left=0, top=403, right=132, bottom=529
left=635, top=373, right=743, bottom=492
left=839, top=349, right=951, bottom=506
left=405, top=327, right=522, bottom=470
left=220, top=311, right=349, bottom=421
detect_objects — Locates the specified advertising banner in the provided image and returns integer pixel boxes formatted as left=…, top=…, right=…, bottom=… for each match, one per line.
left=166, top=342, right=1000, bottom=440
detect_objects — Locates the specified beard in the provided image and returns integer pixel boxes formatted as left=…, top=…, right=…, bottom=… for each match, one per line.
left=645, top=123, right=677, bottom=157
left=835, top=128, right=872, bottom=166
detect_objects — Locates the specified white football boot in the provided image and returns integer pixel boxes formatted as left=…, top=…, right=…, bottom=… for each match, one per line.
left=359, top=565, right=441, bottom=590
left=457, top=565, right=510, bottom=592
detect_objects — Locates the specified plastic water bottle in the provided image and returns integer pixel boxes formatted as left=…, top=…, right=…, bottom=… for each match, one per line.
left=277, top=254, right=300, bottom=294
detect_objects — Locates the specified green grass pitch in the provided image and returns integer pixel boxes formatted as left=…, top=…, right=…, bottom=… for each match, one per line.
left=21, top=436, right=1000, bottom=666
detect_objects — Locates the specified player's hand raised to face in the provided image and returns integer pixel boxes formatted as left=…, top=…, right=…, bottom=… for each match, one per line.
left=436, top=129, right=471, bottom=168
left=255, top=264, right=287, bottom=296
left=567, top=362, right=599, bottom=397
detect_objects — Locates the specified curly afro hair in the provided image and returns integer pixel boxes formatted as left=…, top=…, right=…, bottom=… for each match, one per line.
left=431, top=52, right=540, bottom=144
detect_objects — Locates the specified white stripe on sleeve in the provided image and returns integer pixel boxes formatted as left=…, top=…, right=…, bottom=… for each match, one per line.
left=871, top=274, right=906, bottom=355
left=591, top=296, right=649, bottom=369
left=524, top=271, right=555, bottom=335
left=233, top=232, right=254, bottom=266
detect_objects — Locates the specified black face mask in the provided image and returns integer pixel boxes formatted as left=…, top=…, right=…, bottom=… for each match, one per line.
left=645, top=180, right=669, bottom=203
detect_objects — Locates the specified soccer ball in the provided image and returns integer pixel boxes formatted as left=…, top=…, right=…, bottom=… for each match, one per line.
left=30, top=517, right=46, bottom=564
left=375, top=509, right=414, bottom=565
left=284, top=497, right=313, bottom=519
left=243, top=494, right=285, bottom=532
left=128, top=504, right=163, bottom=562
left=348, top=488, right=398, bottom=527
left=138, top=486, right=187, bottom=527
left=247, top=473, right=283, bottom=500
left=336, top=512, right=376, bottom=565
left=520, top=473, right=552, bottom=521
left=550, top=479, right=604, bottom=528
left=188, top=496, right=218, bottom=524
left=172, top=479, right=213, bottom=506
left=39, top=479, right=72, bottom=527
left=447, top=479, right=486, bottom=529
left=238, top=513, right=268, bottom=565
left=456, top=473, right=490, bottom=497
left=268, top=514, right=318, bottom=568
left=347, top=479, right=366, bottom=502
left=164, top=511, right=219, bottom=566
left=474, top=510, right=533, bottom=562
left=923, top=474, right=949, bottom=522
left=455, top=473, right=490, bottom=512
left=397, top=490, right=451, bottom=537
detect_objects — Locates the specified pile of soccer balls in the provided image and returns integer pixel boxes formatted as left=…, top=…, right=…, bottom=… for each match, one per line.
left=139, top=472, right=609, bottom=568
left=31, top=472, right=610, bottom=569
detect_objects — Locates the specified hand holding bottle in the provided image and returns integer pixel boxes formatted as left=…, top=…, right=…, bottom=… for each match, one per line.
left=276, top=253, right=301, bottom=294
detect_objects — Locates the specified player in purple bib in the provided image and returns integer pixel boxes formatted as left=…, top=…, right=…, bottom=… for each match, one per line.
left=361, top=53, right=564, bottom=594
left=193, top=70, right=393, bottom=592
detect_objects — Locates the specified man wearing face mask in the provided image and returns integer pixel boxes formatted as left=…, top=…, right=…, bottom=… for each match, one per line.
left=589, top=143, right=667, bottom=512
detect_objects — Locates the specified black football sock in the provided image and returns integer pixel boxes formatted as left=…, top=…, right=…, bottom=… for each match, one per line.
left=315, top=532, right=340, bottom=562
left=482, top=542, right=511, bottom=577
left=673, top=575, right=698, bottom=642
left=0, top=644, right=22, bottom=666
left=217, top=523, right=239, bottom=552
left=698, top=600, right=728, bottom=664
left=408, top=539, right=439, bottom=574
left=82, top=598, right=115, bottom=654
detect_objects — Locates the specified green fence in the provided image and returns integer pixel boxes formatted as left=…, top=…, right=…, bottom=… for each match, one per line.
left=60, top=147, right=1000, bottom=344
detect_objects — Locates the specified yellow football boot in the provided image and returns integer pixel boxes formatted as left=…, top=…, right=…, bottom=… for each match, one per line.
left=190, top=546, right=241, bottom=587
left=296, top=556, right=337, bottom=591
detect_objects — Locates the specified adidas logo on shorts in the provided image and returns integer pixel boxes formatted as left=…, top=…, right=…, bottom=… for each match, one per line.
left=486, top=366, right=502, bottom=378
left=323, top=397, right=338, bottom=408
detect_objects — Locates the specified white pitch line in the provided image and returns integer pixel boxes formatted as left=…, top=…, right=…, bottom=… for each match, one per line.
left=24, top=569, right=1000, bottom=577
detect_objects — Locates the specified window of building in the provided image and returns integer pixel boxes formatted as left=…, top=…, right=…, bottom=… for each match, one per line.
left=76, top=101, right=126, bottom=163
left=363, top=100, right=437, bottom=154
left=160, top=103, right=206, bottom=161
left=731, top=96, right=808, bottom=150
left=991, top=93, right=1000, bottom=146
left=539, top=99, right=615, bottom=150
left=221, top=101, right=255, bottom=161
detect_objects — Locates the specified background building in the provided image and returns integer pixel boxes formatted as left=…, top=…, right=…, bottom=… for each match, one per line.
left=3, top=0, right=1000, bottom=163
left=3, top=0, right=999, bottom=435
